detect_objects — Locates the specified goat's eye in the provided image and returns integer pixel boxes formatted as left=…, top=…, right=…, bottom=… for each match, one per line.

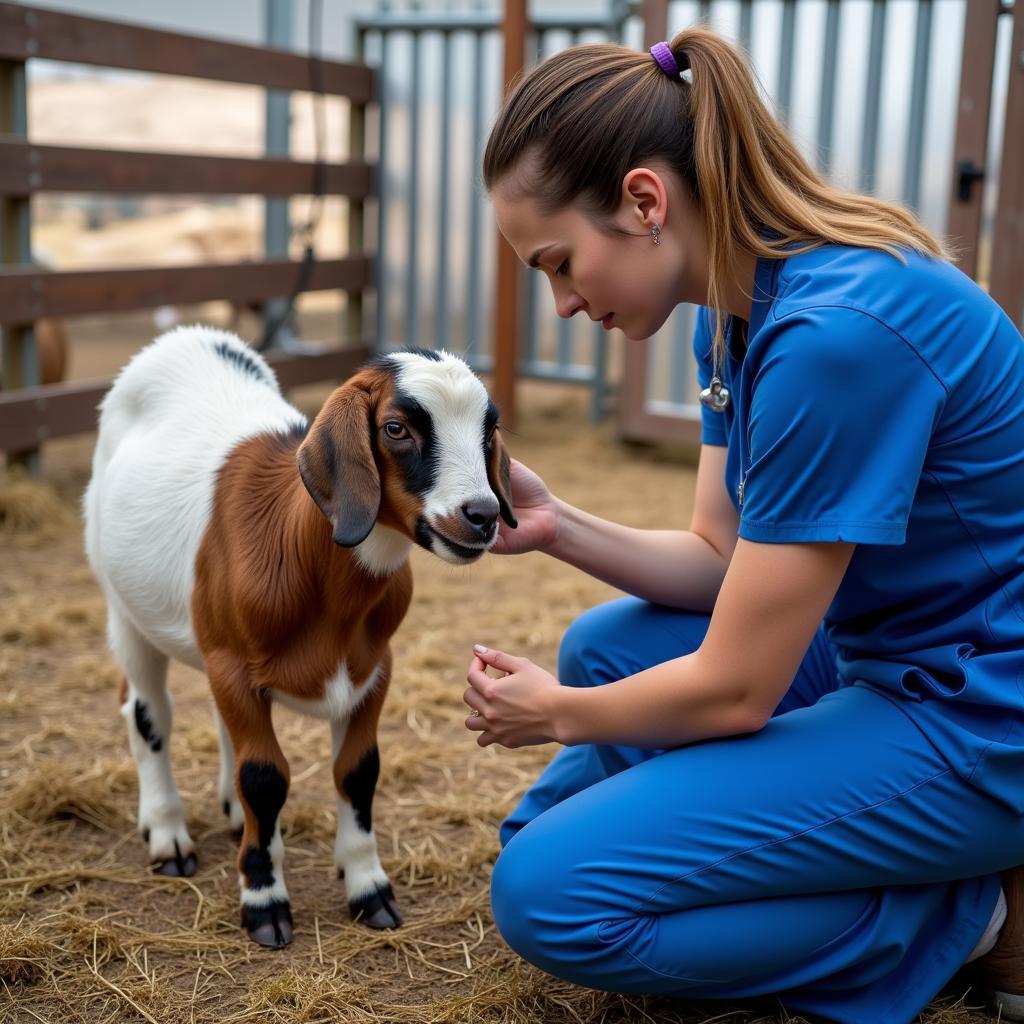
left=384, top=421, right=409, bottom=440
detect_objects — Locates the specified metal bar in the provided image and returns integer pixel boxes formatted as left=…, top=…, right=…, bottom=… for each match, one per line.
left=903, top=0, right=934, bottom=210
left=375, top=28, right=391, bottom=349
left=493, top=0, right=527, bottom=427
left=0, top=139, right=374, bottom=198
left=347, top=36, right=367, bottom=343
left=946, top=0, right=1001, bottom=280
left=434, top=29, right=452, bottom=349
left=738, top=0, right=753, bottom=54
left=405, top=30, right=422, bottom=349
left=0, top=258, right=373, bottom=323
left=670, top=305, right=693, bottom=405
left=817, top=0, right=841, bottom=174
left=0, top=2, right=375, bottom=100
left=0, top=344, right=373, bottom=452
left=465, top=28, right=485, bottom=358
left=777, top=0, right=797, bottom=122
left=990, top=2, right=1024, bottom=326
left=263, top=0, right=291, bottom=349
left=859, top=0, right=887, bottom=192
left=356, top=12, right=616, bottom=33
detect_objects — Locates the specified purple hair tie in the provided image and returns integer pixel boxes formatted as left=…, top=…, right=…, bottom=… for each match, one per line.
left=650, top=41, right=688, bottom=81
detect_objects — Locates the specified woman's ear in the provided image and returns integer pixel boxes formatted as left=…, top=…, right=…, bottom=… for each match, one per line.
left=621, top=166, right=669, bottom=233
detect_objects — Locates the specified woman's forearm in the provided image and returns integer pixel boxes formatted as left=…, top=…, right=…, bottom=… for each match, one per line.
left=545, top=499, right=731, bottom=611
left=549, top=651, right=763, bottom=747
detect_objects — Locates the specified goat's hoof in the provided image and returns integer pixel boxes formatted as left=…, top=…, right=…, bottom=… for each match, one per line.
left=242, top=902, right=293, bottom=948
left=349, top=882, right=403, bottom=929
left=152, top=841, right=198, bottom=878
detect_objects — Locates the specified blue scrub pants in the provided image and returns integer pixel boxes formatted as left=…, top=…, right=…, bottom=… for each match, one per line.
left=491, top=598, right=1023, bottom=1024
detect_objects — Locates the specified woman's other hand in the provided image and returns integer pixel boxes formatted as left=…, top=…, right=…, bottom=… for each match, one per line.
left=464, top=645, right=563, bottom=747
left=492, top=459, right=559, bottom=555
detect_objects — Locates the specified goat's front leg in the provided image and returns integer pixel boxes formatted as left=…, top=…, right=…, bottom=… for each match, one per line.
left=209, top=656, right=293, bottom=948
left=331, top=656, right=401, bottom=929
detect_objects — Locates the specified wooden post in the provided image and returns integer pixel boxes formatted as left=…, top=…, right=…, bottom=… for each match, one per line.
left=492, top=0, right=527, bottom=429
left=0, top=54, right=40, bottom=472
left=946, top=0, right=1001, bottom=281
left=347, top=95, right=366, bottom=343
left=990, top=4, right=1024, bottom=328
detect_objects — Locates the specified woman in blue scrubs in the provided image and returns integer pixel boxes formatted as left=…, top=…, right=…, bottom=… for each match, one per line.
left=462, top=26, right=1024, bottom=1024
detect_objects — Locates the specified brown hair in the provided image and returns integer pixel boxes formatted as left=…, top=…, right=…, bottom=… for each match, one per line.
left=483, top=26, right=947, bottom=365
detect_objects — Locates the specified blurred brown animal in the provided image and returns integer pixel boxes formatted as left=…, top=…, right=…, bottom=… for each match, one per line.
left=0, top=319, right=69, bottom=388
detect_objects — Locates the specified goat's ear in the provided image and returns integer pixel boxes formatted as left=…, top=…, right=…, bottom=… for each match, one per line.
left=487, top=428, right=517, bottom=528
left=297, top=381, right=381, bottom=547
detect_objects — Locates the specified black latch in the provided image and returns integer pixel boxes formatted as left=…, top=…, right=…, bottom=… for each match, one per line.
left=956, top=159, right=985, bottom=202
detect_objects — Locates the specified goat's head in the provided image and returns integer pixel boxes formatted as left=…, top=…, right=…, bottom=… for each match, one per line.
left=297, top=349, right=516, bottom=566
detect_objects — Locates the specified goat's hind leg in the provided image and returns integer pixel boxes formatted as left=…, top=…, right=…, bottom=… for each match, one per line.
left=332, top=658, right=402, bottom=930
left=110, top=610, right=196, bottom=876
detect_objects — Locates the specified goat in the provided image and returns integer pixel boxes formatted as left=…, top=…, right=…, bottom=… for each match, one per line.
left=0, top=318, right=68, bottom=389
left=84, top=326, right=515, bottom=947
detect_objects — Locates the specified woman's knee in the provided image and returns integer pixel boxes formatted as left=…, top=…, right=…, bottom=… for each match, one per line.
left=557, top=598, right=710, bottom=687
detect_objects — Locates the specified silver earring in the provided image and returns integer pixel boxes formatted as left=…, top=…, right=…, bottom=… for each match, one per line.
left=651, top=222, right=662, bottom=245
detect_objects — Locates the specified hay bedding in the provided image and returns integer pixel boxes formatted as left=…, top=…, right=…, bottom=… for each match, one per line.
left=0, top=385, right=990, bottom=1024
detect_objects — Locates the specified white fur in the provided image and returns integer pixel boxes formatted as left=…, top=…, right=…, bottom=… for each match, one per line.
left=389, top=350, right=497, bottom=563
left=355, top=525, right=413, bottom=577
left=269, top=662, right=379, bottom=722
left=239, top=827, right=288, bottom=907
left=85, top=326, right=305, bottom=671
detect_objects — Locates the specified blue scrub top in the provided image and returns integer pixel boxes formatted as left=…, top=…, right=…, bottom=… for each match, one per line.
left=693, top=245, right=1024, bottom=812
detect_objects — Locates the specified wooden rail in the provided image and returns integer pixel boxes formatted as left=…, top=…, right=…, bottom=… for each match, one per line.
left=0, top=345, right=372, bottom=452
left=0, top=2, right=379, bottom=461
left=0, top=2, right=374, bottom=98
left=0, top=259, right=372, bottom=324
left=0, top=138, right=373, bottom=199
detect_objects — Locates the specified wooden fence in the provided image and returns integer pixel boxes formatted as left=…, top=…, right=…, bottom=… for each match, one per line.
left=0, top=2, right=376, bottom=463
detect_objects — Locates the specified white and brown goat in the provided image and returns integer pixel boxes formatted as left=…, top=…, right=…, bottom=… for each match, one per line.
left=84, top=327, right=514, bottom=947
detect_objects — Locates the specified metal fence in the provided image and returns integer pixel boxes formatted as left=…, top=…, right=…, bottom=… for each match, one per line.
left=355, top=0, right=1011, bottom=422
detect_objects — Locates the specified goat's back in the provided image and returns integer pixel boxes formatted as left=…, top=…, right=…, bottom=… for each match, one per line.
left=84, top=327, right=306, bottom=667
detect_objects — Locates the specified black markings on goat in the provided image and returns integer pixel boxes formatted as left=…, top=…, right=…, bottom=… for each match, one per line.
left=343, top=747, right=380, bottom=833
left=133, top=700, right=162, bottom=752
left=239, top=761, right=288, bottom=847
left=212, top=340, right=268, bottom=383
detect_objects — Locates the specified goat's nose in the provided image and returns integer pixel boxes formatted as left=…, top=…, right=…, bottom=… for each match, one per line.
left=461, top=497, right=499, bottom=537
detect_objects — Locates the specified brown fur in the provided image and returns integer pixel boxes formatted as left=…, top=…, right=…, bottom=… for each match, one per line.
left=192, top=368, right=419, bottom=894
left=0, top=319, right=68, bottom=389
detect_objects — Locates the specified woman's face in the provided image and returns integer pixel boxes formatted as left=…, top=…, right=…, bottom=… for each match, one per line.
left=491, top=166, right=708, bottom=341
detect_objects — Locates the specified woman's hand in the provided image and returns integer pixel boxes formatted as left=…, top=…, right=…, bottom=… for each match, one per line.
left=491, top=459, right=559, bottom=555
left=464, top=645, right=563, bottom=748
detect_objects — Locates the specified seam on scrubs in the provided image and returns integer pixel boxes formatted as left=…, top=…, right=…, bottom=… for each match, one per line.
left=925, top=470, right=1024, bottom=630
left=767, top=302, right=949, bottom=399
left=615, top=886, right=880, bottom=988
left=634, top=766, right=955, bottom=916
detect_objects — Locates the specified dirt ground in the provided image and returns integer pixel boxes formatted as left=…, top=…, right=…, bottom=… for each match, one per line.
left=0, top=316, right=995, bottom=1024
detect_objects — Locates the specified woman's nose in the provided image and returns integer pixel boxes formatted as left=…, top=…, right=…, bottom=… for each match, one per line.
left=554, top=289, right=585, bottom=319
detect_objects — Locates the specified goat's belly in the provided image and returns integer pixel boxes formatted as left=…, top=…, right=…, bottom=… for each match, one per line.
left=269, top=662, right=380, bottom=721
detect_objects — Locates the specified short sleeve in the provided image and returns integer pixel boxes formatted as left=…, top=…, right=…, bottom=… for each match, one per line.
left=692, top=307, right=728, bottom=447
left=738, top=307, right=946, bottom=545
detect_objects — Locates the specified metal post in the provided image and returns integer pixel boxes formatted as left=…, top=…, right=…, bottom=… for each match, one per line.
left=492, top=0, right=527, bottom=428
left=1, top=53, right=40, bottom=473
left=263, top=0, right=292, bottom=348
left=348, top=28, right=367, bottom=344
left=946, top=0, right=1000, bottom=281
left=817, top=0, right=841, bottom=175
left=990, top=3, right=1024, bottom=327
left=903, top=0, right=934, bottom=212
left=859, top=0, right=887, bottom=193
